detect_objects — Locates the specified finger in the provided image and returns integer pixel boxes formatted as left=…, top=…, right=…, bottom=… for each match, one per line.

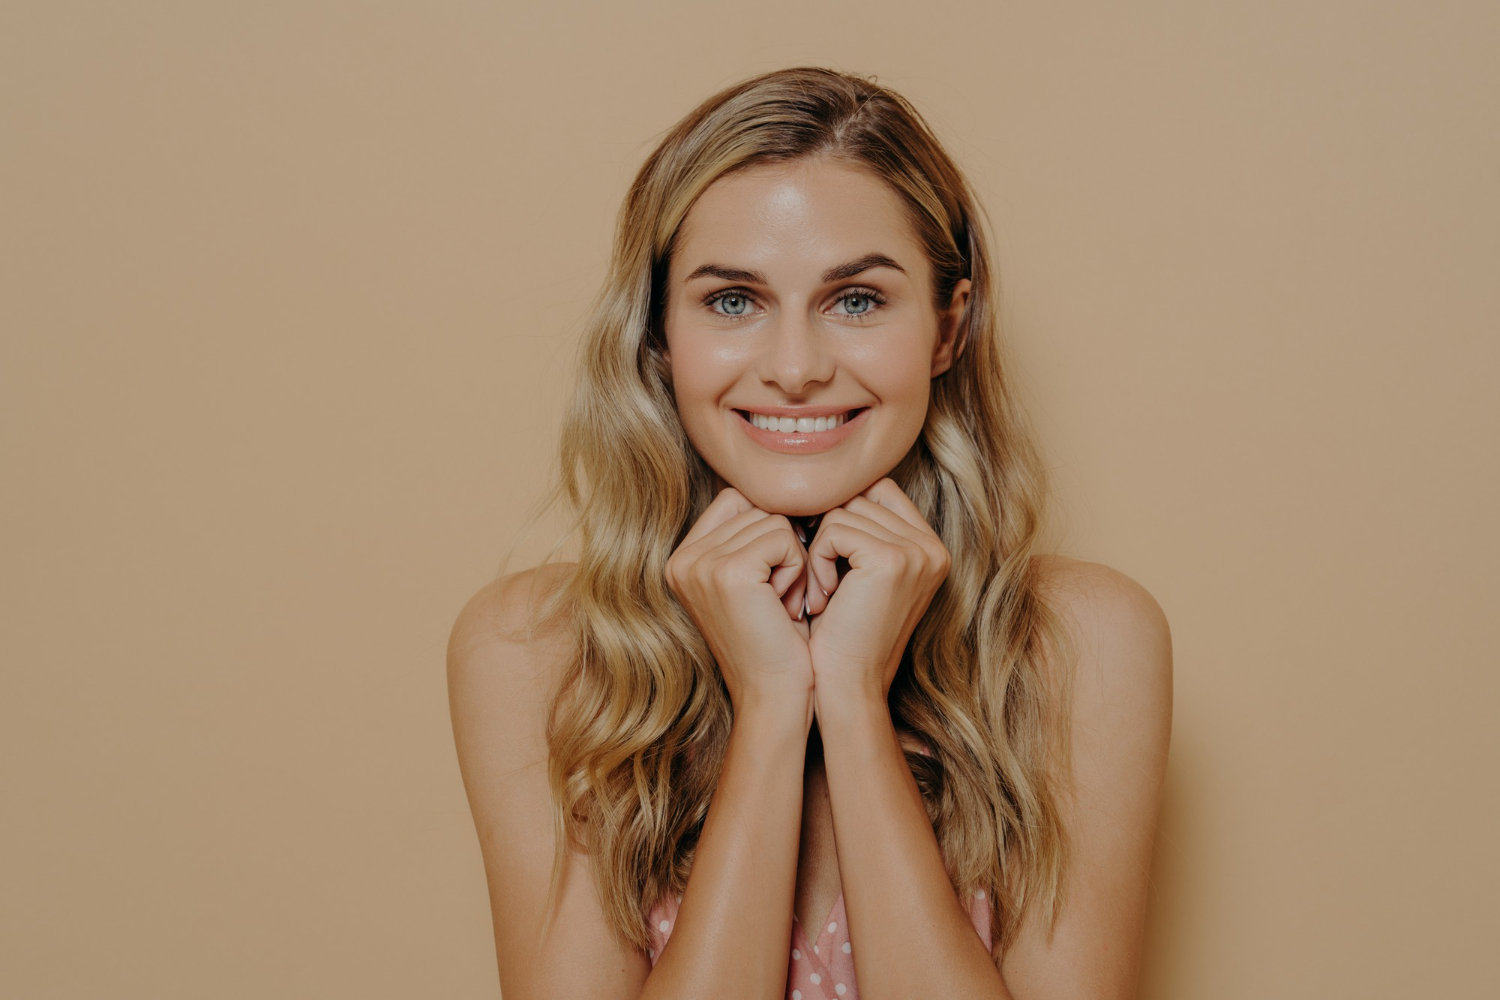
left=681, top=509, right=774, bottom=578
left=803, top=513, right=850, bottom=615
left=804, top=507, right=905, bottom=602
left=680, top=507, right=770, bottom=566
left=859, top=478, right=939, bottom=537
left=836, top=499, right=917, bottom=545
left=769, top=555, right=804, bottom=598
left=844, top=494, right=950, bottom=574
left=802, top=564, right=827, bottom=617
left=726, top=531, right=809, bottom=618
left=678, top=487, right=756, bottom=548
left=804, top=540, right=836, bottom=616
left=843, top=495, right=931, bottom=544
left=782, top=573, right=807, bottom=621
left=810, top=511, right=905, bottom=557
left=717, top=514, right=808, bottom=586
left=670, top=501, right=772, bottom=595
left=805, top=520, right=889, bottom=615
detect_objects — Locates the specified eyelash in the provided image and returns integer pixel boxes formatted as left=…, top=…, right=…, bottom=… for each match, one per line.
left=702, top=287, right=888, bottom=323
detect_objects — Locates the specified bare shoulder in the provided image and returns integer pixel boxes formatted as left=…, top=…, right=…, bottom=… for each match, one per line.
left=447, top=559, right=578, bottom=772
left=446, top=563, right=578, bottom=776
left=446, top=563, right=646, bottom=998
left=1027, top=553, right=1173, bottom=797
left=993, top=559, right=1172, bottom=990
left=1030, top=553, right=1173, bottom=706
left=1030, top=553, right=1171, bottom=643
left=448, top=561, right=578, bottom=670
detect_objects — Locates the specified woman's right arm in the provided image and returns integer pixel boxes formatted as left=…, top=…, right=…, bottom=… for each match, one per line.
left=641, top=693, right=811, bottom=1000
left=449, top=493, right=816, bottom=998
left=642, top=488, right=819, bottom=998
left=448, top=566, right=652, bottom=998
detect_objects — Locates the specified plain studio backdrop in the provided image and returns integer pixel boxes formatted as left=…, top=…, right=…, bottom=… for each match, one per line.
left=2, top=2, right=1496, bottom=997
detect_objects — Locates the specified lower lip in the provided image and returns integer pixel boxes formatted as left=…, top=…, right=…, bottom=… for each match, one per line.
left=734, top=408, right=869, bottom=454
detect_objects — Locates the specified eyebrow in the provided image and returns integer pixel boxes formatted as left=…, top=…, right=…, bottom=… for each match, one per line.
left=683, top=252, right=907, bottom=286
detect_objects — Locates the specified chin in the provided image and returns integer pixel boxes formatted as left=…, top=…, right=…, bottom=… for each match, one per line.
left=726, top=478, right=870, bottom=518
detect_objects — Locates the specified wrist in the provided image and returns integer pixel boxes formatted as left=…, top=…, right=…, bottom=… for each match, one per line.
left=736, top=685, right=816, bottom=738
left=812, top=676, right=890, bottom=731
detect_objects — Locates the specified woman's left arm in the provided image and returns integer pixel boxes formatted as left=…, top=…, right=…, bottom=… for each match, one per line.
left=808, top=482, right=1172, bottom=999
left=817, top=690, right=1012, bottom=998
left=993, top=558, right=1173, bottom=998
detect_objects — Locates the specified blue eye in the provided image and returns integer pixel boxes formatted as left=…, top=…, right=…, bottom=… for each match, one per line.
left=701, top=287, right=888, bottom=322
left=835, top=290, right=882, bottom=316
left=709, top=291, right=753, bottom=317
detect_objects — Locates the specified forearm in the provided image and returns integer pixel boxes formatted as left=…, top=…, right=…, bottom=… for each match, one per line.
left=641, top=693, right=811, bottom=1000
left=816, top=686, right=1012, bottom=1000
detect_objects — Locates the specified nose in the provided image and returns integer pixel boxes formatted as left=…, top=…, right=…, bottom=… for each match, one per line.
left=757, top=309, right=835, bottom=395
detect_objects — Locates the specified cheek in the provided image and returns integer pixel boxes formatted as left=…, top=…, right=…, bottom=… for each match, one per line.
left=858, top=344, right=935, bottom=406
left=667, top=349, right=714, bottom=405
left=665, top=347, right=734, bottom=447
left=667, top=338, right=747, bottom=398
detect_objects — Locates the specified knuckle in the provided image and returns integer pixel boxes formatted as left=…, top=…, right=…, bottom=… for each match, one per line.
left=708, top=560, right=738, bottom=588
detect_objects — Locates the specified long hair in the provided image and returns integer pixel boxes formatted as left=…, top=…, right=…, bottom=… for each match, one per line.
left=507, top=66, right=1075, bottom=961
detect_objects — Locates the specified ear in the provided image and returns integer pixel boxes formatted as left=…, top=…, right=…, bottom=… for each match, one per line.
left=929, top=277, right=972, bottom=378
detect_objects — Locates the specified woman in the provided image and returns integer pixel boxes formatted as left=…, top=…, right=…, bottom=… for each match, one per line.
left=448, top=66, right=1172, bottom=1000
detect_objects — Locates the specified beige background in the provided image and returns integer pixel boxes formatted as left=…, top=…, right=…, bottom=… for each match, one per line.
left=3, top=1, right=1496, bottom=997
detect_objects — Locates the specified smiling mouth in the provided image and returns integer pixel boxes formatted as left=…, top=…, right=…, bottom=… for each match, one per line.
left=734, top=408, right=868, bottom=433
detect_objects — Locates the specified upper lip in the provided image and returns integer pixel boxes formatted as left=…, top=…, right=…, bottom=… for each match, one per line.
left=733, top=405, right=867, bottom=418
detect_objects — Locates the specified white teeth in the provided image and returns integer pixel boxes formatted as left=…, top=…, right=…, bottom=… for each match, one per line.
left=747, top=411, right=853, bottom=432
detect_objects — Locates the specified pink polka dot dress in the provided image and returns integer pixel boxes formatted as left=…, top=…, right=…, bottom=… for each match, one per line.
left=644, top=885, right=991, bottom=998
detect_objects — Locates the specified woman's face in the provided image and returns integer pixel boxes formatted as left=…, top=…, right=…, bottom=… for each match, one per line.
left=662, top=155, right=970, bottom=517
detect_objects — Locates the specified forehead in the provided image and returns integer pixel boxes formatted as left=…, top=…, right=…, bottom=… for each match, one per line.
left=671, top=157, right=925, bottom=281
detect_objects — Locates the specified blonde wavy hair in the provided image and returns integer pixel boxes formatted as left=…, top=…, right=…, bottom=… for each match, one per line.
left=506, top=66, right=1076, bottom=961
